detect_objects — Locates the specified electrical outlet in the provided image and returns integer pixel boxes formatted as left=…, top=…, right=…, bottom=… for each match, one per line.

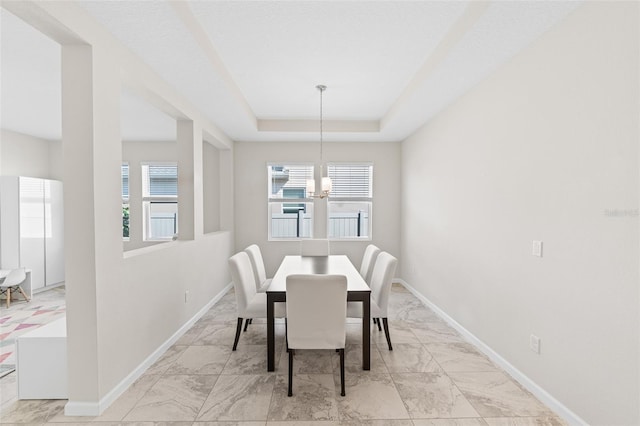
left=184, top=290, right=189, bottom=303
left=530, top=334, right=541, bottom=354
left=532, top=240, right=543, bottom=257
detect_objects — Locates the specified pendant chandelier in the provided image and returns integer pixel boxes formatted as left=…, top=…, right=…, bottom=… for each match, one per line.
left=306, top=84, right=332, bottom=199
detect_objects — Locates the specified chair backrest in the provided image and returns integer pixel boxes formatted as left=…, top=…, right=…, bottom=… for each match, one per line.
left=245, top=244, right=267, bottom=291
left=300, top=239, right=330, bottom=256
left=228, top=252, right=257, bottom=316
left=1, top=268, right=26, bottom=287
left=359, top=244, right=381, bottom=284
left=286, top=274, right=347, bottom=350
left=369, top=252, right=398, bottom=317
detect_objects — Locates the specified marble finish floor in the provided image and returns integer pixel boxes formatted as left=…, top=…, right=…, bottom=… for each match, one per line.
left=0, top=284, right=567, bottom=425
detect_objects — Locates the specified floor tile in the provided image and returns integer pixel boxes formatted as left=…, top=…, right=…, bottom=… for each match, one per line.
left=0, top=369, right=18, bottom=410
left=174, top=322, right=208, bottom=345
left=169, top=345, right=231, bottom=375
left=268, top=373, right=339, bottom=421
left=483, top=416, right=568, bottom=426
left=1, top=285, right=564, bottom=426
left=392, top=372, right=480, bottom=419
left=338, top=344, right=389, bottom=374
left=223, top=345, right=279, bottom=375
left=449, top=372, right=554, bottom=418
left=412, top=419, right=488, bottom=426
left=123, top=374, right=217, bottom=421
left=198, top=422, right=266, bottom=426
left=371, top=321, right=421, bottom=347
left=344, top=323, right=363, bottom=346
left=409, top=321, right=467, bottom=344
left=46, top=422, right=157, bottom=426
left=267, top=422, right=338, bottom=426
left=392, top=302, right=440, bottom=324
left=144, top=345, right=188, bottom=376
left=49, top=374, right=161, bottom=422
left=196, top=322, right=239, bottom=347
left=379, top=343, right=442, bottom=373
left=426, top=342, right=498, bottom=373
left=338, top=421, right=414, bottom=426
left=278, top=349, right=334, bottom=374
left=197, top=374, right=275, bottom=421
left=335, top=371, right=409, bottom=421
left=0, top=399, right=66, bottom=424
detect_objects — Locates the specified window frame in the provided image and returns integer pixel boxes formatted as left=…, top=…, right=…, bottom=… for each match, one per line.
left=121, top=163, right=130, bottom=241
left=141, top=162, right=178, bottom=242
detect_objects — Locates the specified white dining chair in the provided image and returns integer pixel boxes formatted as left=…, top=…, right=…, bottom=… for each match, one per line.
left=347, top=251, right=398, bottom=350
left=286, top=274, right=348, bottom=397
left=229, top=251, right=285, bottom=350
left=359, top=244, right=381, bottom=284
left=244, top=244, right=271, bottom=293
left=0, top=268, right=29, bottom=308
left=300, top=239, right=330, bottom=256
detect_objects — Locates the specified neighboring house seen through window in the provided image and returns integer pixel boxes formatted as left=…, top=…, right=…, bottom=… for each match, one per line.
left=268, top=164, right=314, bottom=239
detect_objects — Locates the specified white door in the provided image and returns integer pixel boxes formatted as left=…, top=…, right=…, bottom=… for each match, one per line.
left=45, top=180, right=65, bottom=286
left=19, top=177, right=45, bottom=290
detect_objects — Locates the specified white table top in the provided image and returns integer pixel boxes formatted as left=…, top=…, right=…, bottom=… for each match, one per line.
left=268, top=255, right=370, bottom=293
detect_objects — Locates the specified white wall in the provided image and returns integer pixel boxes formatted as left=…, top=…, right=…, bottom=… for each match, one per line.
left=400, top=2, right=639, bottom=425
left=5, top=1, right=234, bottom=415
left=0, top=129, right=61, bottom=179
left=234, top=141, right=401, bottom=276
left=203, top=140, right=221, bottom=234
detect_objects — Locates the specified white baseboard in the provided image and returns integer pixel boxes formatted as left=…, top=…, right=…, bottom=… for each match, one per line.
left=64, top=282, right=233, bottom=417
left=396, top=279, right=587, bottom=426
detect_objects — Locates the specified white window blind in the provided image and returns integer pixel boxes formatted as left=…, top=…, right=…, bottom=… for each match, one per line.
left=142, top=164, right=178, bottom=197
left=327, top=164, right=372, bottom=199
left=121, top=163, right=129, bottom=199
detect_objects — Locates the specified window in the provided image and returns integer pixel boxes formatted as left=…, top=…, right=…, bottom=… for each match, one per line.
left=327, top=163, right=373, bottom=239
left=268, top=164, right=314, bottom=239
left=142, top=163, right=178, bottom=241
left=121, top=163, right=129, bottom=240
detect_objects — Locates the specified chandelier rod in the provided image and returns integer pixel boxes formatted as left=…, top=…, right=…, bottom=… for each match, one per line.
left=317, top=84, right=326, bottom=161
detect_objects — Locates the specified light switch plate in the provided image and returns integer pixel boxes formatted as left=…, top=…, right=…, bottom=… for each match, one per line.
left=530, top=334, right=541, bottom=354
left=532, top=240, right=543, bottom=257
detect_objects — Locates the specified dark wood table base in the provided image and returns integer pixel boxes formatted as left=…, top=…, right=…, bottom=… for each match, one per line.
left=267, top=290, right=370, bottom=371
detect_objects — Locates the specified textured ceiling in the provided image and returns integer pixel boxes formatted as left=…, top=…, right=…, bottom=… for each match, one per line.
left=1, top=1, right=581, bottom=143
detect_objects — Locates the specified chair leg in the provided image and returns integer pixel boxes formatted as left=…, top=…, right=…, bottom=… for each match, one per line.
left=243, top=318, right=251, bottom=332
left=376, top=318, right=382, bottom=331
left=382, top=318, right=393, bottom=351
left=288, top=349, right=294, bottom=397
left=232, top=318, right=243, bottom=351
left=339, top=348, right=345, bottom=396
left=285, top=318, right=289, bottom=352
left=6, top=287, right=10, bottom=308
left=17, top=286, right=30, bottom=303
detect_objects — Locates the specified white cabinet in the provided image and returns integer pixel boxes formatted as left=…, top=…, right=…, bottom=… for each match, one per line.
left=17, top=317, right=67, bottom=399
left=0, top=176, right=65, bottom=291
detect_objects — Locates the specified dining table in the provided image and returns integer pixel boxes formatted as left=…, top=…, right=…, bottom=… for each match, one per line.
left=266, top=255, right=372, bottom=371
